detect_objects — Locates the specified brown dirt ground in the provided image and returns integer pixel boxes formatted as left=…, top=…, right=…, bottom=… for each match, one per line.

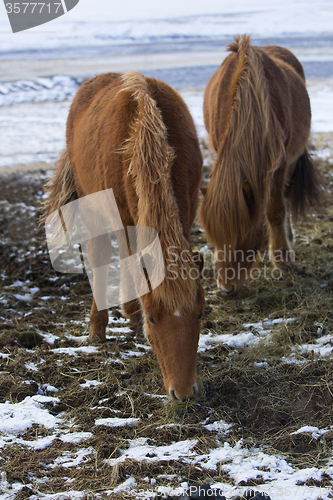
left=0, top=135, right=332, bottom=499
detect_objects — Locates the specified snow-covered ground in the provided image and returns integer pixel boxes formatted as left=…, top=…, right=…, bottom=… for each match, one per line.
left=0, top=315, right=332, bottom=499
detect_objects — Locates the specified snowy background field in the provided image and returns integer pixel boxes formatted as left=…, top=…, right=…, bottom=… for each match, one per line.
left=0, top=1, right=333, bottom=499
left=1, top=0, right=333, bottom=55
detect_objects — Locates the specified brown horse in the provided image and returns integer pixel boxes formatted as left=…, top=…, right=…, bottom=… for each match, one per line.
left=44, top=71, right=204, bottom=401
left=199, top=35, right=323, bottom=296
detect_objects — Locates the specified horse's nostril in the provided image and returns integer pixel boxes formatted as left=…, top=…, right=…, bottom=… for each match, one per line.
left=170, top=389, right=179, bottom=401
left=227, top=284, right=235, bottom=295
left=170, top=386, right=197, bottom=401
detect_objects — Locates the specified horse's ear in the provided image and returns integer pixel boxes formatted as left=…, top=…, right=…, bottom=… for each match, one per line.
left=200, top=186, right=207, bottom=196
left=192, top=251, right=204, bottom=274
left=242, top=180, right=255, bottom=220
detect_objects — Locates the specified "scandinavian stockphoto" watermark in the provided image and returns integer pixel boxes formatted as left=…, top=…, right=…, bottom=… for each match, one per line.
left=45, top=188, right=165, bottom=310
left=166, top=245, right=295, bottom=282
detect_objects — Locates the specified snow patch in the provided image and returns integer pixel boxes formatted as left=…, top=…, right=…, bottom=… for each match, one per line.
left=95, top=417, right=140, bottom=428
left=0, top=395, right=60, bottom=435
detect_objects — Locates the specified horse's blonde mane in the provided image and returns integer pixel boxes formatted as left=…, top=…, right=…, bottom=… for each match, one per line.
left=120, top=71, right=198, bottom=312
left=200, top=35, right=286, bottom=251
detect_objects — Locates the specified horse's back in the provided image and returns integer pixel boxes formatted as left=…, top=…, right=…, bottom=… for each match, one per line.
left=67, top=73, right=132, bottom=200
left=148, top=78, right=202, bottom=164
left=69, top=72, right=199, bottom=145
left=67, top=73, right=122, bottom=144
left=259, top=47, right=311, bottom=160
left=261, top=45, right=305, bottom=81
left=68, top=73, right=200, bottom=175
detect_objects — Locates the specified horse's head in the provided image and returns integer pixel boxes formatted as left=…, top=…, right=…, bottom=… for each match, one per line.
left=216, top=253, right=250, bottom=297
left=215, top=226, right=264, bottom=297
left=201, top=179, right=264, bottom=297
left=141, top=252, right=205, bottom=401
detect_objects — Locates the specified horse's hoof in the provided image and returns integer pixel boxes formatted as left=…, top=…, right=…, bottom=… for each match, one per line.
left=88, top=331, right=107, bottom=343
left=128, top=313, right=143, bottom=332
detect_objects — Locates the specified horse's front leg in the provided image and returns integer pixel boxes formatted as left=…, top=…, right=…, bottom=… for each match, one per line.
left=285, top=202, right=295, bottom=250
left=122, top=299, right=143, bottom=331
left=86, top=235, right=112, bottom=343
left=266, top=167, right=295, bottom=269
left=117, top=229, right=143, bottom=331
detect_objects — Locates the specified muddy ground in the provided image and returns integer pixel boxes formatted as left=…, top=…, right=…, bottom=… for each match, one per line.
left=0, top=136, right=332, bottom=499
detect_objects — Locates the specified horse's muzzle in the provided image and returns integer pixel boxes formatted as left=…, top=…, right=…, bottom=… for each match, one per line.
left=169, top=383, right=198, bottom=402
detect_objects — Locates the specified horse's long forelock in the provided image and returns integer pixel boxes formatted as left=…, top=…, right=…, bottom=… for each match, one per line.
left=201, top=36, right=286, bottom=251
left=120, top=72, right=198, bottom=312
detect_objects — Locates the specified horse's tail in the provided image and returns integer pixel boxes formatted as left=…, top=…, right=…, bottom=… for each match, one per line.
left=119, top=71, right=197, bottom=311
left=289, top=149, right=325, bottom=220
left=41, top=149, right=77, bottom=223
left=199, top=35, right=285, bottom=250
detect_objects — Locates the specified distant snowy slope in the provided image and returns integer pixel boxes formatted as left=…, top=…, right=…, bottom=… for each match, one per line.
left=0, top=0, right=332, bottom=56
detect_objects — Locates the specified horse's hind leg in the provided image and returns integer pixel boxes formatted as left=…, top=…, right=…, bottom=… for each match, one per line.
left=266, top=167, right=295, bottom=269
left=86, top=234, right=112, bottom=343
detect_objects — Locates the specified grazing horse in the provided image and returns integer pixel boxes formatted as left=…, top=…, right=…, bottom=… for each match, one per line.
left=45, top=71, right=204, bottom=401
left=199, top=35, right=323, bottom=297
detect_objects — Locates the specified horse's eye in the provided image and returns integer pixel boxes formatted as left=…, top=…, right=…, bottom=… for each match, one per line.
left=148, top=315, right=156, bottom=325
left=198, top=312, right=203, bottom=321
